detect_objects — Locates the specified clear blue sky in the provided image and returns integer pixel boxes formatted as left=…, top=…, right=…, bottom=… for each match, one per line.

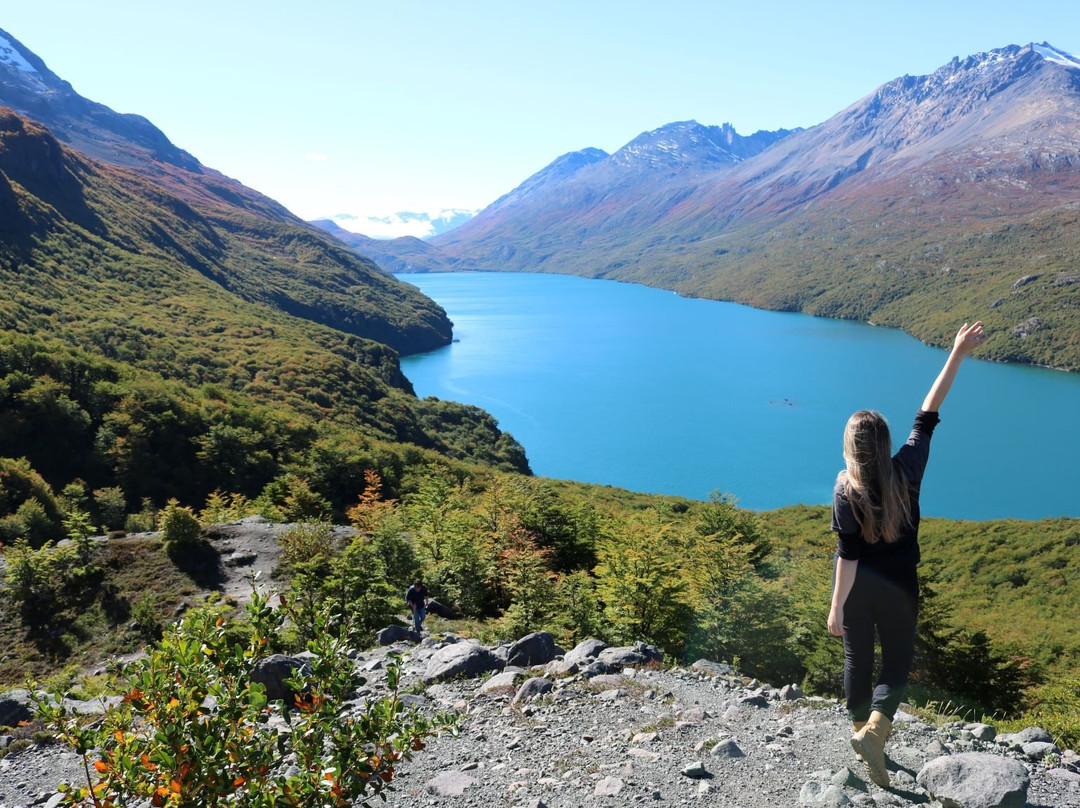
left=4, top=2, right=1078, bottom=236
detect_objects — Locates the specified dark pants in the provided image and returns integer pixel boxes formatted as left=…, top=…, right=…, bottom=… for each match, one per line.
left=842, top=566, right=918, bottom=722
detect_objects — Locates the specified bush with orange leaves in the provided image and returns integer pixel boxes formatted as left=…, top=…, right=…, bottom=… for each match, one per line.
left=32, top=583, right=456, bottom=807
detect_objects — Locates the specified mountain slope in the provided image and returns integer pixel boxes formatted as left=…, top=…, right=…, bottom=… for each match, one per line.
left=391, top=44, right=1080, bottom=369
left=0, top=27, right=450, bottom=356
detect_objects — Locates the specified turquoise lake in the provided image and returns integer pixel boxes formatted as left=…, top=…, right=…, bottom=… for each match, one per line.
left=397, top=272, right=1079, bottom=520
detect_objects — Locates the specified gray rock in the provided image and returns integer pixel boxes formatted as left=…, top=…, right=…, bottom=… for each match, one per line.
left=967, top=723, right=996, bottom=742
left=61, top=696, right=123, bottom=715
left=1048, top=768, right=1080, bottom=785
left=1021, top=740, right=1059, bottom=760
left=779, top=683, right=805, bottom=700
left=690, top=659, right=736, bottom=677
left=512, top=677, right=553, bottom=705
left=594, top=775, right=624, bottom=795
left=830, top=767, right=865, bottom=790
left=250, top=655, right=312, bottom=703
left=580, top=660, right=615, bottom=678
left=801, top=780, right=852, bottom=806
left=425, top=770, right=478, bottom=796
left=479, top=669, right=527, bottom=694
left=917, top=752, right=1029, bottom=808
left=998, top=726, right=1054, bottom=749
left=423, top=641, right=503, bottom=684
left=506, top=631, right=560, bottom=668
left=710, top=738, right=745, bottom=758
left=680, top=760, right=710, bottom=779
left=0, top=689, right=35, bottom=728
left=375, top=625, right=420, bottom=645
left=597, top=641, right=663, bottom=668
left=737, top=694, right=770, bottom=708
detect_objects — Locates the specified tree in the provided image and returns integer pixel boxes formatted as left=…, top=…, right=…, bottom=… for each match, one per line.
left=498, top=528, right=557, bottom=638
left=594, top=517, right=691, bottom=654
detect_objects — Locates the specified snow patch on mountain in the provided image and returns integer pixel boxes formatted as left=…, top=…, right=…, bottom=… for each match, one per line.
left=1033, top=41, right=1080, bottom=70
left=0, top=33, right=36, bottom=73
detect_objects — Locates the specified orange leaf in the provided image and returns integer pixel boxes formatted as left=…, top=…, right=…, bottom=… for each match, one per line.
left=94, top=760, right=109, bottom=773
left=170, top=779, right=182, bottom=793
left=113, top=730, right=124, bottom=744
left=233, top=776, right=246, bottom=787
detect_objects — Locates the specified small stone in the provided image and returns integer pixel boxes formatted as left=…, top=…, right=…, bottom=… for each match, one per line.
left=594, top=776, right=624, bottom=796
left=711, top=738, right=745, bottom=758
left=680, top=760, right=710, bottom=779
left=425, top=771, right=479, bottom=796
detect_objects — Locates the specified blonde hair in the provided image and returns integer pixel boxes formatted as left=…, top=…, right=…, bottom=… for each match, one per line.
left=839, top=410, right=911, bottom=544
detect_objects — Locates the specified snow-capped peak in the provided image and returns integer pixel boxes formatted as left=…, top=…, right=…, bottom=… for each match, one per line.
left=1032, top=42, right=1080, bottom=70
left=0, top=33, right=36, bottom=74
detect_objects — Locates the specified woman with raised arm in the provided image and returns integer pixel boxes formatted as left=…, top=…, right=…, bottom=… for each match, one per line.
left=827, top=321, right=985, bottom=787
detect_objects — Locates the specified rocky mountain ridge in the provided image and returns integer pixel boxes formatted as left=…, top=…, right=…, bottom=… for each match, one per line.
left=0, top=27, right=455, bottom=356
left=355, top=42, right=1080, bottom=370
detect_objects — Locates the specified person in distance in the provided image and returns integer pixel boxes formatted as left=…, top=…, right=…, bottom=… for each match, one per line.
left=827, top=321, right=985, bottom=787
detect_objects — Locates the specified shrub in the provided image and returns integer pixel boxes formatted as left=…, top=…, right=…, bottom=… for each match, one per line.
left=93, top=486, right=128, bottom=531
left=278, top=521, right=335, bottom=570
left=124, top=497, right=158, bottom=533
left=130, top=592, right=162, bottom=641
left=157, top=499, right=201, bottom=551
left=200, top=490, right=257, bottom=524
left=34, top=588, right=456, bottom=807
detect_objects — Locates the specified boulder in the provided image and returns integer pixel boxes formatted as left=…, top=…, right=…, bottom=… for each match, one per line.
left=597, top=641, right=663, bottom=668
left=506, top=631, right=560, bottom=668
left=375, top=625, right=420, bottom=645
left=1000, top=726, right=1054, bottom=746
left=917, top=752, right=1029, bottom=808
left=0, top=689, right=35, bottom=728
left=250, top=655, right=312, bottom=703
left=1021, top=741, right=1058, bottom=760
left=564, top=637, right=608, bottom=665
left=479, top=669, right=527, bottom=694
left=423, top=641, right=503, bottom=684
left=966, top=723, right=996, bottom=742
left=580, top=660, right=615, bottom=678
left=779, top=683, right=805, bottom=700
left=426, top=598, right=454, bottom=618
left=711, top=738, right=745, bottom=758
left=690, top=659, right=736, bottom=677
left=512, top=676, right=553, bottom=705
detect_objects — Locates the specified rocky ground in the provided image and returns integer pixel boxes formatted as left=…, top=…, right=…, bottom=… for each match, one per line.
left=3, top=633, right=1079, bottom=808
left=1, top=522, right=1078, bottom=807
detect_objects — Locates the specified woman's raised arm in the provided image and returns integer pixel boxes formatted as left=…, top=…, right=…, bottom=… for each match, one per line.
left=921, top=321, right=984, bottom=413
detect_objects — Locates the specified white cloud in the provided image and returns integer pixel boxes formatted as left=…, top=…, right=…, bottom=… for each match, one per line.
left=303, top=153, right=329, bottom=161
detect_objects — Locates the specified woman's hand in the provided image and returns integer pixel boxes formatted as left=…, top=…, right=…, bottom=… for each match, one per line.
left=922, top=321, right=985, bottom=411
left=952, top=321, right=985, bottom=357
left=828, top=606, right=845, bottom=636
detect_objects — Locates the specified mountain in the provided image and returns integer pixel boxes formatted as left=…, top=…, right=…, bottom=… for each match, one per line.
left=0, top=27, right=530, bottom=516
left=310, top=218, right=459, bottom=273
left=0, top=26, right=450, bottom=356
left=316, top=209, right=476, bottom=240
left=387, top=44, right=1080, bottom=370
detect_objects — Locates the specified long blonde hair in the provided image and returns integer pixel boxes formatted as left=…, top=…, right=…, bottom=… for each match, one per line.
left=839, top=410, right=911, bottom=544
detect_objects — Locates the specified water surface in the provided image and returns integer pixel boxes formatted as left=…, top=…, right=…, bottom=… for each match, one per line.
left=398, top=272, right=1079, bottom=520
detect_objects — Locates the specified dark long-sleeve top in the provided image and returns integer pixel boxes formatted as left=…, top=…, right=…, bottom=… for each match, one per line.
left=831, top=410, right=941, bottom=587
